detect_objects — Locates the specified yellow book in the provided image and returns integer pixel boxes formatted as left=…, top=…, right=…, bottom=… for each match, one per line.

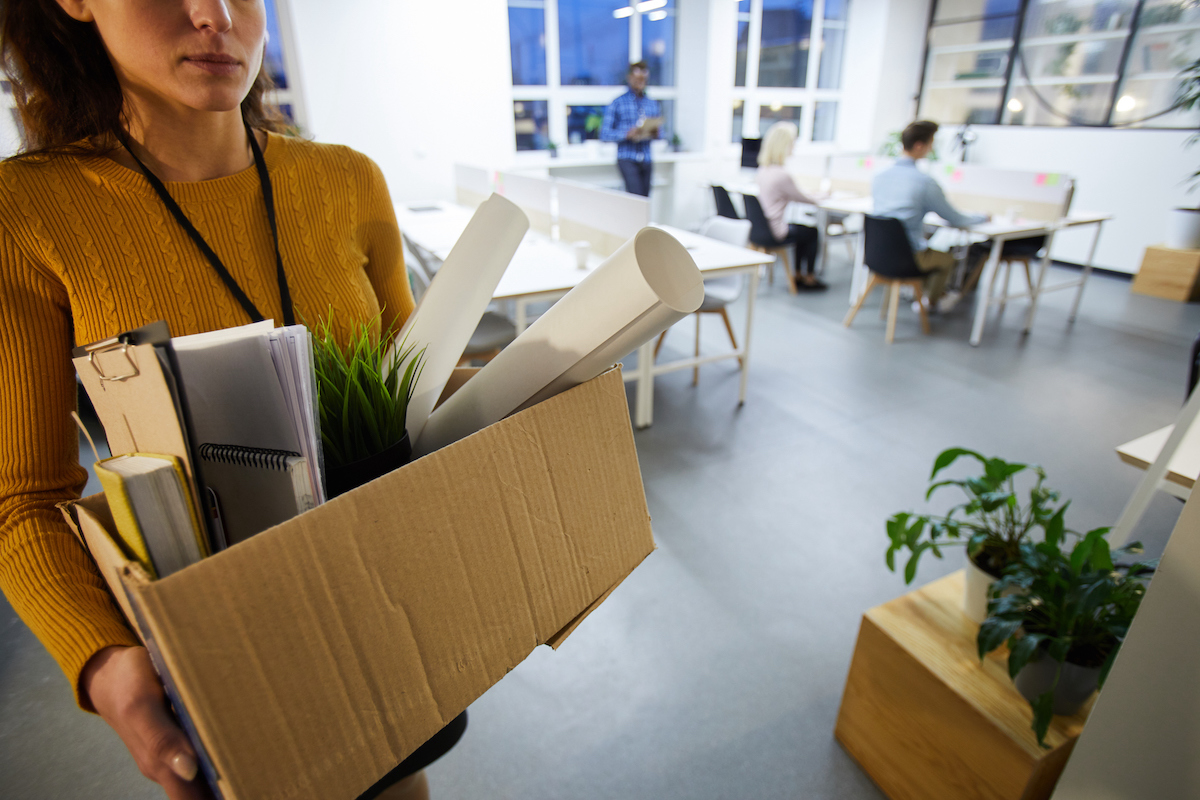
left=95, top=453, right=208, bottom=579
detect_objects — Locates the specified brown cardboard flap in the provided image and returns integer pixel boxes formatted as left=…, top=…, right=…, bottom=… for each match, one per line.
left=546, top=570, right=638, bottom=650
left=106, top=367, right=652, bottom=800
left=58, top=496, right=148, bottom=631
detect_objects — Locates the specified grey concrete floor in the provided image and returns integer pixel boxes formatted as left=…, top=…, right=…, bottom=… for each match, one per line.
left=3, top=256, right=1197, bottom=799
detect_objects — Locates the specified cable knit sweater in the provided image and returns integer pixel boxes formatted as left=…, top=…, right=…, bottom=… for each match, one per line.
left=0, top=132, right=415, bottom=708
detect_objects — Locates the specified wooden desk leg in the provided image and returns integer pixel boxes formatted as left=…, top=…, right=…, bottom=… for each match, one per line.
left=1068, top=222, right=1104, bottom=324
left=739, top=266, right=760, bottom=407
left=970, top=240, right=1003, bottom=347
left=635, top=339, right=654, bottom=429
left=848, top=229, right=867, bottom=307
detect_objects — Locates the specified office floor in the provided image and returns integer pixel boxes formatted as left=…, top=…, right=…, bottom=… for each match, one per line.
left=2, top=257, right=1197, bottom=800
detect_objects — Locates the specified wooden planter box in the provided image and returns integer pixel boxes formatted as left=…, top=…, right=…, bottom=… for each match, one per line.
left=1131, top=245, right=1200, bottom=302
left=834, top=571, right=1092, bottom=800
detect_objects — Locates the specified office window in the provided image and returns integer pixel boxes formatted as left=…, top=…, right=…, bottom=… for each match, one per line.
left=261, top=0, right=306, bottom=130
left=515, top=101, right=550, bottom=151
left=759, top=103, right=804, bottom=131
left=736, top=0, right=752, bottom=87
left=758, top=0, right=814, bottom=88
left=642, top=0, right=677, bottom=87
left=919, top=0, right=1200, bottom=129
left=559, top=0, right=630, bottom=85
left=813, top=100, right=839, bottom=140
left=509, top=0, right=548, bottom=86
left=732, top=0, right=850, bottom=143
left=567, top=104, right=607, bottom=142
left=509, top=0, right=678, bottom=152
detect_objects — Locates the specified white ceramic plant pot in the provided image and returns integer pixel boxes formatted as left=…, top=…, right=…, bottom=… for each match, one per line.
left=964, top=557, right=999, bottom=624
left=1166, top=208, right=1200, bottom=251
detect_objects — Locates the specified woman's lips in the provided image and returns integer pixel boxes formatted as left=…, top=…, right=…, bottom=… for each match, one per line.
left=183, top=54, right=240, bottom=76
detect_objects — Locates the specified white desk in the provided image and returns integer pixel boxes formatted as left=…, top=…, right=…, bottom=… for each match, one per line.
left=816, top=195, right=1111, bottom=346
left=396, top=203, right=772, bottom=428
left=1116, top=424, right=1200, bottom=500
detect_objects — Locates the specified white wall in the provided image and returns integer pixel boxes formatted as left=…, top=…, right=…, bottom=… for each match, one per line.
left=287, top=0, right=516, bottom=206
left=837, top=0, right=931, bottom=153
left=963, top=127, right=1194, bottom=273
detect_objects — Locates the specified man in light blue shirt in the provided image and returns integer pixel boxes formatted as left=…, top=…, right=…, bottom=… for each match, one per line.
left=872, top=120, right=987, bottom=309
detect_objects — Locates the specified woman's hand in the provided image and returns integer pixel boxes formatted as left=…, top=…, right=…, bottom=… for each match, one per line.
left=82, top=645, right=211, bottom=800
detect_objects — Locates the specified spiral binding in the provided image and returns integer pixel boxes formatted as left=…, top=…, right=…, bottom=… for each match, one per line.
left=198, top=443, right=302, bottom=471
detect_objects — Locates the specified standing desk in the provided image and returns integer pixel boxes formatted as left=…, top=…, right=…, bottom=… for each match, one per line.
left=395, top=203, right=772, bottom=428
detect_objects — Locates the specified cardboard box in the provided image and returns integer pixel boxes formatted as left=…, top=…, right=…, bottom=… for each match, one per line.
left=1131, top=245, right=1200, bottom=302
left=62, top=367, right=654, bottom=800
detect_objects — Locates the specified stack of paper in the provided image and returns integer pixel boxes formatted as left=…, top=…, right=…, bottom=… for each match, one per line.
left=76, top=320, right=324, bottom=556
left=170, top=323, right=322, bottom=546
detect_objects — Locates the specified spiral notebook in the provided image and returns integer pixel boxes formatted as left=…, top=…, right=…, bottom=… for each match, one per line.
left=197, top=444, right=315, bottom=547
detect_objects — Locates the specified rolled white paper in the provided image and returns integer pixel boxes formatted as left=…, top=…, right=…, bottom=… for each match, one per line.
left=416, top=227, right=704, bottom=456
left=389, top=194, right=529, bottom=443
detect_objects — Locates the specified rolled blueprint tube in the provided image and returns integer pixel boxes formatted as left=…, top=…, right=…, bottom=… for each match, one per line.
left=389, top=194, right=529, bottom=443
left=416, top=227, right=704, bottom=456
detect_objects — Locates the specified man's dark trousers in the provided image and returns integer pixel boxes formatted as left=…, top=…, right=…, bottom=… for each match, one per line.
left=617, top=159, right=652, bottom=197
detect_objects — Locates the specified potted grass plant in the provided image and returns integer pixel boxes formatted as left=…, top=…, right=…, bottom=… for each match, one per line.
left=886, top=448, right=1071, bottom=623
left=977, top=527, right=1155, bottom=747
left=313, top=313, right=425, bottom=499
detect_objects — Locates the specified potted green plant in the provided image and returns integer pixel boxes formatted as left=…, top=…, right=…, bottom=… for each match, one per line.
left=312, top=313, right=425, bottom=499
left=547, top=141, right=559, bottom=159
left=977, top=527, right=1155, bottom=747
left=1170, top=56, right=1200, bottom=250
left=669, top=132, right=683, bottom=153
left=886, top=448, right=1070, bottom=623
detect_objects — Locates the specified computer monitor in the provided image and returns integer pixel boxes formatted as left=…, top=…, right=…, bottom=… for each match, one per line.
left=740, top=138, right=762, bottom=169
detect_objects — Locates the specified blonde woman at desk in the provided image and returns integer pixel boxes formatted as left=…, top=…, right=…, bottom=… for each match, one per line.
left=0, top=2, right=459, bottom=799
left=754, top=121, right=826, bottom=291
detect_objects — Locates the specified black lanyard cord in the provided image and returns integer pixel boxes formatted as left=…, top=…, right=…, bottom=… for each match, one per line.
left=120, top=123, right=295, bottom=327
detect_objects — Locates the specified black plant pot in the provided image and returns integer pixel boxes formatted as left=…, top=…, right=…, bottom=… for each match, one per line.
left=324, top=432, right=412, bottom=500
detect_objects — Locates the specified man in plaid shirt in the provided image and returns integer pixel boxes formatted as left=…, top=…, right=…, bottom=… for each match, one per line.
left=601, top=61, right=661, bottom=197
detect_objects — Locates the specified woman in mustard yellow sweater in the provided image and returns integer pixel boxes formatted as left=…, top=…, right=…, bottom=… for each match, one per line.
left=0, top=2, right=444, bottom=799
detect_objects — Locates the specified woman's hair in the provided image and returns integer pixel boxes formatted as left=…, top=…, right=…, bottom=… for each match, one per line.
left=758, top=121, right=798, bottom=167
left=0, top=0, right=285, bottom=159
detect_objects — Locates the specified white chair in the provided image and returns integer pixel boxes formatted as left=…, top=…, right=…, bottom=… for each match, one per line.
left=403, top=235, right=516, bottom=365
left=654, top=216, right=752, bottom=385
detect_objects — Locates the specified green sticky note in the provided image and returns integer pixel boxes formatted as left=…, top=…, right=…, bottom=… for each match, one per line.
left=1045, top=173, right=1060, bottom=186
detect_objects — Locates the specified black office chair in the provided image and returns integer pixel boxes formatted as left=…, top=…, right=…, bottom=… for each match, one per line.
left=711, top=185, right=740, bottom=220
left=843, top=214, right=932, bottom=344
left=741, top=193, right=795, bottom=293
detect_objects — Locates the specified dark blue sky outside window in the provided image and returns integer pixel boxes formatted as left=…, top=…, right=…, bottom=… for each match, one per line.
left=559, top=0, right=630, bottom=86
left=509, top=6, right=548, bottom=85
left=758, top=0, right=814, bottom=88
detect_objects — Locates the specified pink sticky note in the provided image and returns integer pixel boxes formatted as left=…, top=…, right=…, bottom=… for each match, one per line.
left=952, top=169, right=964, bottom=182
left=864, top=157, right=874, bottom=168
left=1035, top=173, right=1047, bottom=186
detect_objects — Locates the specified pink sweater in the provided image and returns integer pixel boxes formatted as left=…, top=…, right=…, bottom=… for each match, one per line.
left=756, top=165, right=815, bottom=241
